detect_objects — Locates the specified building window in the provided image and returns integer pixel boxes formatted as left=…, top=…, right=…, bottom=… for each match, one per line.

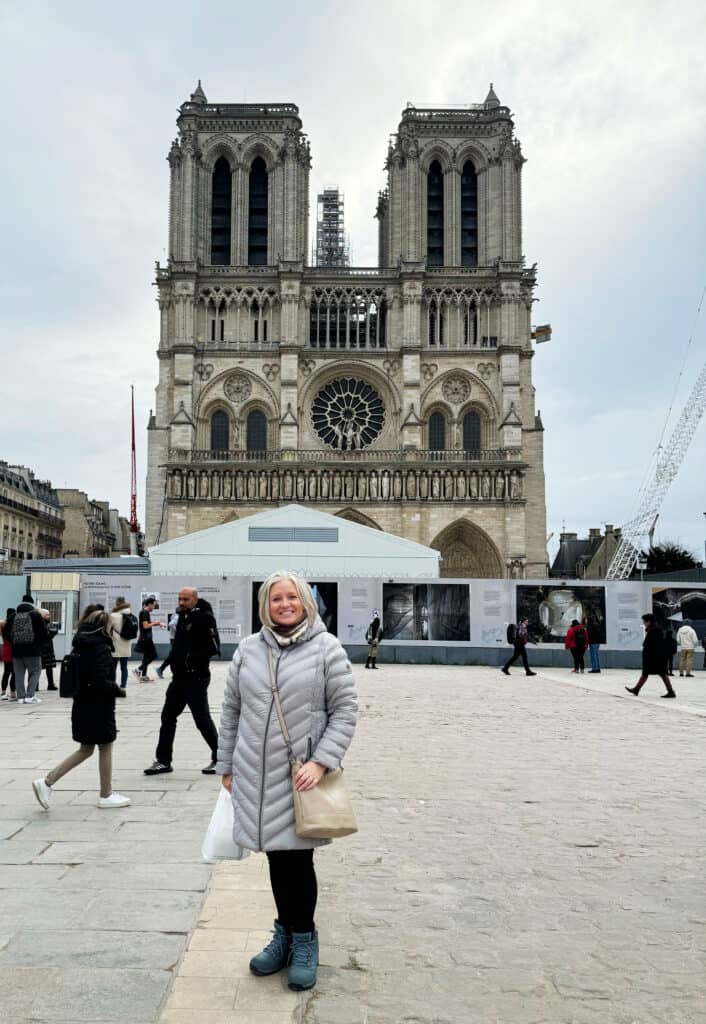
left=429, top=411, right=446, bottom=451
left=220, top=318, right=225, bottom=342
left=253, top=318, right=259, bottom=342
left=428, top=298, right=444, bottom=346
left=211, top=157, right=232, bottom=265
left=463, top=307, right=476, bottom=346
left=210, top=318, right=216, bottom=341
left=427, top=161, right=444, bottom=267
left=246, top=410, right=267, bottom=452
left=461, top=160, right=478, bottom=267
left=210, top=410, right=229, bottom=451
left=248, top=157, right=268, bottom=266
left=463, top=410, right=481, bottom=451
left=263, top=318, right=268, bottom=342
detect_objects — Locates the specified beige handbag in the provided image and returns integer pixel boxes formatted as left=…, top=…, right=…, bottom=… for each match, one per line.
left=267, top=648, right=358, bottom=839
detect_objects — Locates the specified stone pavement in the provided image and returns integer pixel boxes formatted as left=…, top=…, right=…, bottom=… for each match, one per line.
left=1, top=662, right=706, bottom=1024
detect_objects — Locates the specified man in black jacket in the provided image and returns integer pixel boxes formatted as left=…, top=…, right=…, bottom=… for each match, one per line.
left=144, top=587, right=221, bottom=775
left=6, top=595, right=49, bottom=704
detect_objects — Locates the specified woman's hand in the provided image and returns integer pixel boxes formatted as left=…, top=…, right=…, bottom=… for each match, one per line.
left=221, top=773, right=233, bottom=793
left=294, top=761, right=325, bottom=792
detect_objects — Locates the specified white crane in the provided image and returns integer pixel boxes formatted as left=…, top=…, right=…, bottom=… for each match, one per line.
left=606, top=355, right=706, bottom=579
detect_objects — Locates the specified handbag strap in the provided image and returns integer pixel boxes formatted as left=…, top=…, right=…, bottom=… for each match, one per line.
left=267, top=647, right=297, bottom=767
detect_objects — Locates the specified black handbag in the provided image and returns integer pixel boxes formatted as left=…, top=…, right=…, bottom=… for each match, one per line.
left=59, top=652, right=81, bottom=698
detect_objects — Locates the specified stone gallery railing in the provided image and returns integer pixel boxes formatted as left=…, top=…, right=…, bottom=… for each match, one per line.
left=168, top=448, right=522, bottom=465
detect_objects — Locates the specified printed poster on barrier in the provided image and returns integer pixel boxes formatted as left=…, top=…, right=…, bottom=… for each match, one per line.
left=382, top=583, right=470, bottom=642
left=516, top=584, right=607, bottom=645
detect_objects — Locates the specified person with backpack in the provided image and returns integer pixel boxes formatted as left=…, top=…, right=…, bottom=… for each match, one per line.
left=365, top=614, right=382, bottom=669
left=109, top=597, right=138, bottom=689
left=32, top=609, right=130, bottom=810
left=501, top=618, right=537, bottom=677
left=6, top=595, right=48, bottom=704
left=0, top=611, right=16, bottom=700
left=565, top=619, right=588, bottom=673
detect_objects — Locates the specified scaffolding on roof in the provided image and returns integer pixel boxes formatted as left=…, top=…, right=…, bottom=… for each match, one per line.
left=315, top=186, right=350, bottom=267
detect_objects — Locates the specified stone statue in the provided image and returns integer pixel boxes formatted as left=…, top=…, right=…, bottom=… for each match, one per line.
left=270, top=472, right=280, bottom=500
left=259, top=471, right=269, bottom=499
left=235, top=472, right=244, bottom=499
left=510, top=471, right=522, bottom=499
left=456, top=473, right=466, bottom=499
left=419, top=472, right=429, bottom=499
left=381, top=470, right=390, bottom=500
left=431, top=472, right=441, bottom=499
left=444, top=471, right=454, bottom=499
left=283, top=470, right=293, bottom=499
left=247, top=472, right=257, bottom=500
left=308, top=471, right=318, bottom=500
left=494, top=472, right=505, bottom=500
left=481, top=472, right=491, bottom=499
left=344, top=472, right=355, bottom=499
left=406, top=471, right=416, bottom=499
left=331, top=472, right=342, bottom=500
left=469, top=472, right=478, bottom=499
left=393, top=471, right=402, bottom=499
left=357, top=471, right=367, bottom=500
left=369, top=472, right=378, bottom=500
left=296, top=472, right=306, bottom=501
left=320, top=470, right=330, bottom=499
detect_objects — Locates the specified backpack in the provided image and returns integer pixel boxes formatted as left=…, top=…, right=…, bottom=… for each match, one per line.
left=11, top=611, right=35, bottom=646
left=506, top=623, right=516, bottom=645
left=59, top=651, right=82, bottom=698
left=119, top=612, right=139, bottom=640
left=573, top=626, right=587, bottom=648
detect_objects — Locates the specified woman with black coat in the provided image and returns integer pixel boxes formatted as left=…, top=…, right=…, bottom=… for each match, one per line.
left=625, top=613, right=676, bottom=699
left=32, top=611, right=131, bottom=810
left=39, top=608, right=59, bottom=690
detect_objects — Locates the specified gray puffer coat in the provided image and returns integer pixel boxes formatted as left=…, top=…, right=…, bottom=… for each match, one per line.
left=216, top=616, right=357, bottom=852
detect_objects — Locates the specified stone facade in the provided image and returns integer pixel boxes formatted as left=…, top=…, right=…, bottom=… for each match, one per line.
left=55, top=490, right=117, bottom=558
left=0, top=463, right=64, bottom=574
left=146, top=83, right=548, bottom=577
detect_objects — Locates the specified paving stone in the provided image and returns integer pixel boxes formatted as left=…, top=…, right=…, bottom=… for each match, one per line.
left=0, top=929, right=184, bottom=970
left=78, top=889, right=203, bottom=932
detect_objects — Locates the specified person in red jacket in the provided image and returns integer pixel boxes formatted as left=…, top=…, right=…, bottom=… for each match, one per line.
left=565, top=619, right=588, bottom=673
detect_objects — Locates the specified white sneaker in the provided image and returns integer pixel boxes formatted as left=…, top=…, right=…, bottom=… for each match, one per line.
left=24, top=696, right=41, bottom=704
left=97, top=792, right=131, bottom=809
left=32, top=777, right=52, bottom=809
left=0, top=693, right=8, bottom=701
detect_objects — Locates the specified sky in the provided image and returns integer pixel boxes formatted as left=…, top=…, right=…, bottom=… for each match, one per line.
left=1, top=0, right=705, bottom=563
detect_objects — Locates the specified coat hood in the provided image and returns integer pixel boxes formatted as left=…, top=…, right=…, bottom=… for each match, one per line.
left=74, top=624, right=113, bottom=650
left=16, top=602, right=36, bottom=613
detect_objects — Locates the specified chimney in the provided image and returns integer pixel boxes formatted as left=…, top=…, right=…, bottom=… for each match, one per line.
left=589, top=528, right=601, bottom=540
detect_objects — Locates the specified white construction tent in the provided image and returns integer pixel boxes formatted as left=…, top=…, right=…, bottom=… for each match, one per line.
left=148, top=504, right=440, bottom=578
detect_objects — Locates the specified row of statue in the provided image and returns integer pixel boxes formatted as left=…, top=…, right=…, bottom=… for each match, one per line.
left=167, top=466, right=524, bottom=503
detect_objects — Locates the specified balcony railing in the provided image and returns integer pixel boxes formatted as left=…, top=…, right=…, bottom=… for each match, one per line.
left=168, top=448, right=523, bottom=466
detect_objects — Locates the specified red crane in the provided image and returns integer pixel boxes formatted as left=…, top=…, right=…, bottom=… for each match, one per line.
left=129, top=385, right=139, bottom=554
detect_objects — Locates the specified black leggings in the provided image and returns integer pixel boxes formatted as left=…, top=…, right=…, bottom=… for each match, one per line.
left=1, top=663, right=15, bottom=693
left=266, top=849, right=317, bottom=933
left=571, top=647, right=585, bottom=671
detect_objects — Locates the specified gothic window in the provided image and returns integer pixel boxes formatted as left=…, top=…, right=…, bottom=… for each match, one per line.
left=461, top=160, right=478, bottom=267
left=427, top=161, right=444, bottom=267
left=308, top=291, right=386, bottom=349
left=463, top=306, right=476, bottom=346
left=246, top=409, right=267, bottom=451
left=428, top=298, right=445, bottom=346
left=311, top=378, right=385, bottom=450
left=211, top=157, right=232, bottom=265
left=463, top=410, right=481, bottom=451
left=429, top=411, right=446, bottom=451
left=248, top=157, right=268, bottom=266
left=220, top=318, right=225, bottom=342
left=210, top=410, right=229, bottom=451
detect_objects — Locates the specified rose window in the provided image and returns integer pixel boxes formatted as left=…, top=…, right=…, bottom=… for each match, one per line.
left=311, top=378, right=384, bottom=450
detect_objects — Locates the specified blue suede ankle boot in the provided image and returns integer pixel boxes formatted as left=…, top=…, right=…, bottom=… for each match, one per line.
left=288, top=929, right=319, bottom=991
left=249, top=919, right=292, bottom=976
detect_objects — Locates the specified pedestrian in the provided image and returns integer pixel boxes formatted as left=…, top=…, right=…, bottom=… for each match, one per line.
left=156, top=609, right=179, bottom=679
left=664, top=627, right=678, bottom=676
left=39, top=609, right=59, bottom=691
left=365, top=613, right=382, bottom=669
left=134, top=596, right=165, bottom=681
left=144, top=587, right=221, bottom=776
left=565, top=619, right=588, bottom=673
left=31, top=609, right=130, bottom=810
left=217, top=570, right=357, bottom=992
left=676, top=620, right=698, bottom=678
left=109, top=597, right=137, bottom=689
left=625, top=613, right=676, bottom=699
left=6, top=594, right=48, bottom=704
left=0, top=611, right=16, bottom=700
left=501, top=617, right=537, bottom=676
left=587, top=617, right=603, bottom=673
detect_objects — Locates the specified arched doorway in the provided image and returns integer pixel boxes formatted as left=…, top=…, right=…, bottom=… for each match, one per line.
left=334, top=507, right=382, bottom=530
left=431, top=519, right=503, bottom=578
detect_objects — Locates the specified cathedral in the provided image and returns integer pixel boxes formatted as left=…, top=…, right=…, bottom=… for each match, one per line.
left=145, top=82, right=548, bottom=578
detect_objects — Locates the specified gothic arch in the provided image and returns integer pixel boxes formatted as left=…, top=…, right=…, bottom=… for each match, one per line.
left=431, top=519, right=503, bottom=579
left=201, top=139, right=239, bottom=172
left=453, top=141, right=491, bottom=174
left=240, top=134, right=279, bottom=172
left=419, top=141, right=454, bottom=174
left=421, top=368, right=499, bottom=419
left=334, top=507, right=382, bottom=530
left=200, top=367, right=279, bottom=420
left=299, top=360, right=401, bottom=450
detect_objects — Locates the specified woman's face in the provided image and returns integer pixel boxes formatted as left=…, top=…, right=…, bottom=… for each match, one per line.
left=269, top=580, right=305, bottom=628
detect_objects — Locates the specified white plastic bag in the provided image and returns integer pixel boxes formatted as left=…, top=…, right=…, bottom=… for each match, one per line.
left=202, top=787, right=250, bottom=861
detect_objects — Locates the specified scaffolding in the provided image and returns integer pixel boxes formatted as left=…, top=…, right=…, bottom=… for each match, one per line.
left=315, top=186, right=350, bottom=267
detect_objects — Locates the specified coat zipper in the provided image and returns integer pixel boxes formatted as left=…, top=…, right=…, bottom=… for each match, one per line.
left=257, top=645, right=287, bottom=851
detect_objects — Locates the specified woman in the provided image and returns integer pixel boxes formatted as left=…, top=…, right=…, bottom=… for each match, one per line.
left=0, top=611, right=15, bottom=700
left=217, top=570, right=357, bottom=992
left=564, top=619, right=588, bottom=673
left=109, top=597, right=135, bottom=689
left=365, top=614, right=382, bottom=669
left=32, top=610, right=130, bottom=810
left=625, top=613, right=676, bottom=699
left=39, top=608, right=59, bottom=691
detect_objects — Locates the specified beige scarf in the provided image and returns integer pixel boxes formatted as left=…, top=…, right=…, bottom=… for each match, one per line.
left=270, top=618, right=309, bottom=647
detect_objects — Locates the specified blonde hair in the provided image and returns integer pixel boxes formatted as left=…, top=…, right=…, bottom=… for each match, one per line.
left=258, top=571, right=318, bottom=631
left=86, top=610, right=112, bottom=636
